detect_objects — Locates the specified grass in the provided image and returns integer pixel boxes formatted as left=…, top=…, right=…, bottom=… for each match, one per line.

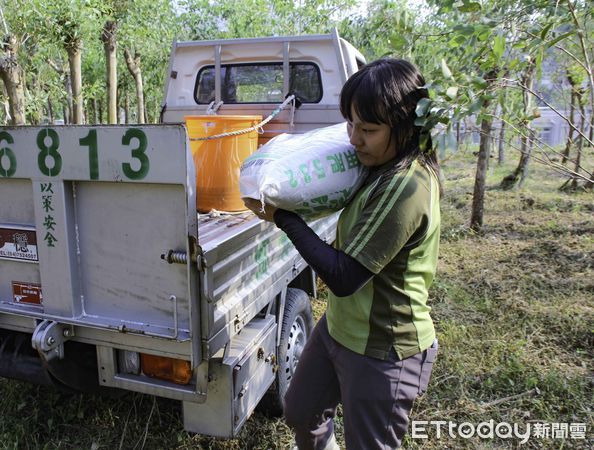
left=1, top=147, right=592, bottom=449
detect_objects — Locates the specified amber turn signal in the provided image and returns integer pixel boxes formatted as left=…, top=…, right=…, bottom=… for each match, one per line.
left=140, top=353, right=193, bottom=385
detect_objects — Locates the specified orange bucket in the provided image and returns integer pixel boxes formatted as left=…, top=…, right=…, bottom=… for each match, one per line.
left=185, top=115, right=261, bottom=212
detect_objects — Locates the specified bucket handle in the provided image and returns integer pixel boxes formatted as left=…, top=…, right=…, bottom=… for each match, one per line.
left=189, top=95, right=296, bottom=141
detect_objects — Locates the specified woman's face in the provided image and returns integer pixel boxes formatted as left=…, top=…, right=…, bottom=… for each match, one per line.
left=347, top=106, right=396, bottom=167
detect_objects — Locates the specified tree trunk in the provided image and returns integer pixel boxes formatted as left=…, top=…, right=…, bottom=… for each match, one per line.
left=64, top=70, right=73, bottom=123
left=92, top=98, right=98, bottom=124
left=101, top=20, right=118, bottom=124
left=470, top=69, right=498, bottom=232
left=49, top=58, right=74, bottom=124
left=47, top=97, right=54, bottom=124
left=85, top=99, right=90, bottom=124
left=498, top=119, right=506, bottom=164
left=1, top=82, right=7, bottom=124
left=1, top=88, right=8, bottom=125
left=470, top=113, right=494, bottom=231
left=496, top=91, right=507, bottom=165
left=117, top=86, right=122, bottom=124
left=1, top=100, right=6, bottom=124
left=67, top=42, right=84, bottom=124
left=124, top=48, right=145, bottom=124
left=124, top=92, right=129, bottom=124
left=571, top=90, right=586, bottom=190
left=500, top=61, right=535, bottom=190
left=501, top=123, right=533, bottom=190
left=463, top=117, right=471, bottom=150
left=519, top=129, right=535, bottom=188
left=98, top=100, right=103, bottom=124
left=566, top=1, right=594, bottom=147
left=456, top=120, right=461, bottom=146
left=562, top=88, right=576, bottom=165
left=0, top=34, right=26, bottom=125
left=486, top=134, right=491, bottom=172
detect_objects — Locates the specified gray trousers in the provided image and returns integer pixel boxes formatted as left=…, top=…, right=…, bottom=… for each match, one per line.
left=284, top=315, right=438, bottom=450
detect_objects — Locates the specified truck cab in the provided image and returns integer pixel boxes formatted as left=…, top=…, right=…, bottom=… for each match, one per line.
left=162, top=30, right=365, bottom=135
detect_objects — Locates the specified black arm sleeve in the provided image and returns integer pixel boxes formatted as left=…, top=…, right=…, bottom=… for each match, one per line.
left=273, top=209, right=373, bottom=297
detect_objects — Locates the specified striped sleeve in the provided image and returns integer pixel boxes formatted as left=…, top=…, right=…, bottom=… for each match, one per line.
left=342, top=163, right=431, bottom=274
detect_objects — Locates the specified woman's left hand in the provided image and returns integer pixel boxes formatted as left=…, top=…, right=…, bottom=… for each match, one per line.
left=243, top=198, right=278, bottom=222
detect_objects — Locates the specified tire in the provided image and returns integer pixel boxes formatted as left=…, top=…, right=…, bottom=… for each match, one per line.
left=258, top=288, right=314, bottom=416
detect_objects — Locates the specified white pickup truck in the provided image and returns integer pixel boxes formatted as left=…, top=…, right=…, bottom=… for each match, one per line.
left=0, top=30, right=365, bottom=437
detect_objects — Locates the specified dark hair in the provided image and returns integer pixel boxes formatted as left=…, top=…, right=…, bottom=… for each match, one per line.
left=340, top=58, right=440, bottom=181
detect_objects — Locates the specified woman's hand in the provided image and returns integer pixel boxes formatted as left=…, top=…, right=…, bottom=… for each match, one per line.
left=243, top=198, right=278, bottom=222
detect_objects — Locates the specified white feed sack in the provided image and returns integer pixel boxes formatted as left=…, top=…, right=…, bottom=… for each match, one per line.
left=240, top=122, right=367, bottom=218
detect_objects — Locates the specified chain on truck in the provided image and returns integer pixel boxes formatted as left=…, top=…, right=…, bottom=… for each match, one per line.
left=0, top=30, right=365, bottom=437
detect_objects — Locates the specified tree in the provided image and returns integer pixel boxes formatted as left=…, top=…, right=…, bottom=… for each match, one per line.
left=101, top=19, right=117, bottom=124
left=58, top=16, right=84, bottom=124
left=81, top=39, right=105, bottom=124
left=123, top=48, right=144, bottom=123
left=500, top=59, right=536, bottom=190
left=34, top=0, right=102, bottom=124
left=48, top=58, right=73, bottom=123
left=98, top=0, right=133, bottom=124
left=0, top=3, right=26, bottom=125
left=384, top=0, right=594, bottom=227
left=469, top=68, right=499, bottom=230
left=0, top=34, right=26, bottom=125
left=118, top=0, right=178, bottom=124
left=566, top=0, right=593, bottom=143
left=561, top=68, right=579, bottom=166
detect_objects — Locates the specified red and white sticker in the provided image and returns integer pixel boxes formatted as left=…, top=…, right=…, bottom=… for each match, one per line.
left=12, top=281, right=43, bottom=305
left=0, top=226, right=38, bottom=262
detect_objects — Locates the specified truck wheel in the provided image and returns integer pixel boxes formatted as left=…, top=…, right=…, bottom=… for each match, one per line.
left=258, top=288, right=314, bottom=417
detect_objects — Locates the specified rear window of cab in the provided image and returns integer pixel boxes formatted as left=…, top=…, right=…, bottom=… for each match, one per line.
left=194, top=62, right=322, bottom=104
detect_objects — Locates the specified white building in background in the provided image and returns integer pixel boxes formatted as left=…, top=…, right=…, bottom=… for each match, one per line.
left=532, top=107, right=592, bottom=147
left=465, top=106, right=592, bottom=149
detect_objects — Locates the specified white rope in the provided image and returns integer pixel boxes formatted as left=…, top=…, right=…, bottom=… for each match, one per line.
left=205, top=100, right=223, bottom=115
left=289, top=96, right=296, bottom=128
left=189, top=95, right=296, bottom=141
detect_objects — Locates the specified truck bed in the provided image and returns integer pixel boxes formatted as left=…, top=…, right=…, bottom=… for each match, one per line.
left=197, top=210, right=336, bottom=358
left=0, top=124, right=337, bottom=368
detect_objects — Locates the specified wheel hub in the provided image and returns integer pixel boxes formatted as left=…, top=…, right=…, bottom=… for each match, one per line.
left=286, top=315, right=307, bottom=378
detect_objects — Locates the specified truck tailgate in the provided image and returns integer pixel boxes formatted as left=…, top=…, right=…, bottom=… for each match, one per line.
left=0, top=125, right=200, bottom=363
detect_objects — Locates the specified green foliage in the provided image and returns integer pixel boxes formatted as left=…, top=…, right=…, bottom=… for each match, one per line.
left=179, top=0, right=355, bottom=41
left=116, top=0, right=179, bottom=122
left=29, top=0, right=102, bottom=48
left=340, top=0, right=592, bottom=163
left=339, top=0, right=416, bottom=60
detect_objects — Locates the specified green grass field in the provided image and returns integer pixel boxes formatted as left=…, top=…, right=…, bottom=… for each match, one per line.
left=1, top=146, right=592, bottom=449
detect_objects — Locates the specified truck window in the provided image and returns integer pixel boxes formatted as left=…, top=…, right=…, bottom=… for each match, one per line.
left=194, top=62, right=323, bottom=104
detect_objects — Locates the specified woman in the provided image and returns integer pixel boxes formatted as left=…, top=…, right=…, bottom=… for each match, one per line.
left=244, top=58, right=440, bottom=450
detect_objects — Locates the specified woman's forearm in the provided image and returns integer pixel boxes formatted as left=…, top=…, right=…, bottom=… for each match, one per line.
left=273, top=209, right=373, bottom=297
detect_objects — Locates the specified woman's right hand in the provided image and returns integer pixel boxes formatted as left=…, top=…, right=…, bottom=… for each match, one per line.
left=243, top=198, right=278, bottom=222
